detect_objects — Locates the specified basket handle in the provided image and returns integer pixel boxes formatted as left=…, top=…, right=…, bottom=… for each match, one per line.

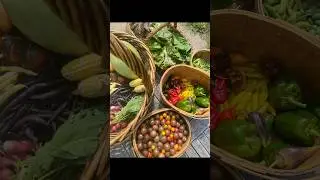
left=144, top=22, right=178, bottom=42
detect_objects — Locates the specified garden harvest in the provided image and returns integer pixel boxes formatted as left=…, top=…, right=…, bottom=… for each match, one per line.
left=211, top=47, right=320, bottom=170
left=163, top=76, right=209, bottom=115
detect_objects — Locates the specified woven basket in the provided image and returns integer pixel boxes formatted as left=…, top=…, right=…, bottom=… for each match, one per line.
left=160, top=64, right=210, bottom=119
left=190, top=49, right=210, bottom=74
left=110, top=31, right=156, bottom=146
left=211, top=9, right=320, bottom=179
left=211, top=157, right=246, bottom=180
left=126, top=22, right=178, bottom=42
left=132, top=108, right=192, bottom=158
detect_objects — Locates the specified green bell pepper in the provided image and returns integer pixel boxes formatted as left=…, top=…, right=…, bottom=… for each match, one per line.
left=274, top=110, right=320, bottom=146
left=211, top=120, right=262, bottom=160
left=268, top=78, right=306, bottom=111
left=194, top=85, right=207, bottom=97
left=195, top=97, right=209, bottom=108
left=262, top=139, right=289, bottom=166
left=176, top=99, right=192, bottom=112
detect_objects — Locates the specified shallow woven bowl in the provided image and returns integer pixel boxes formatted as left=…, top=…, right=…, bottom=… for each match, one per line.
left=132, top=108, right=192, bottom=158
left=190, top=49, right=210, bottom=74
left=160, top=64, right=210, bottom=119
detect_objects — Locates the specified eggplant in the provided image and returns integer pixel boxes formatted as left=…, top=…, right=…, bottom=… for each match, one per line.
left=11, top=115, right=48, bottom=131
left=48, top=100, right=69, bottom=124
left=29, top=85, right=74, bottom=100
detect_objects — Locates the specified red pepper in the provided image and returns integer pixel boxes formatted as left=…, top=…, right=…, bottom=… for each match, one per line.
left=169, top=96, right=180, bottom=105
left=210, top=106, right=220, bottom=130
left=219, top=107, right=235, bottom=121
left=212, top=78, right=228, bottom=104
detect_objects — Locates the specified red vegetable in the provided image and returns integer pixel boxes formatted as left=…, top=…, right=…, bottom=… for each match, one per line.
left=167, top=88, right=181, bottom=105
left=3, top=140, right=34, bottom=155
left=0, top=157, right=15, bottom=169
left=212, top=78, right=228, bottom=104
left=0, top=168, right=13, bottom=180
left=219, top=107, right=235, bottom=121
left=210, top=106, right=220, bottom=130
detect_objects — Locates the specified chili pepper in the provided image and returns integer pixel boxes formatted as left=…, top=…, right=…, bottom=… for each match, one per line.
left=268, top=77, right=306, bottom=111
left=219, top=107, right=235, bottom=121
left=169, top=96, right=180, bottom=105
left=212, top=78, right=228, bottom=104
left=274, top=110, right=320, bottom=146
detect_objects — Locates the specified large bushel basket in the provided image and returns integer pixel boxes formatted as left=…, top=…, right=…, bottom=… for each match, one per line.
left=109, top=31, right=156, bottom=146
left=211, top=9, right=320, bottom=180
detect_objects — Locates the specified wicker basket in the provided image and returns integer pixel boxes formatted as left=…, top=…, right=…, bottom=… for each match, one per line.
left=132, top=108, right=192, bottom=158
left=211, top=9, right=320, bottom=179
left=126, top=22, right=178, bottom=42
left=109, top=31, right=156, bottom=146
left=190, top=49, right=210, bottom=74
left=160, top=64, right=210, bottom=119
left=211, top=157, right=246, bottom=180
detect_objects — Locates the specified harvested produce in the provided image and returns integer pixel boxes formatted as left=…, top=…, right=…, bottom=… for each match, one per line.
left=74, top=74, right=107, bottom=98
left=2, top=35, right=51, bottom=73
left=262, top=140, right=289, bottom=166
left=113, top=95, right=144, bottom=124
left=163, top=76, right=209, bottom=115
left=211, top=48, right=320, bottom=170
left=192, top=58, right=210, bottom=72
left=211, top=120, right=262, bottom=160
left=274, top=110, right=320, bottom=146
left=61, top=53, right=105, bottom=81
left=15, top=107, right=106, bottom=180
left=147, top=23, right=191, bottom=70
left=270, top=146, right=320, bottom=169
left=263, top=0, right=320, bottom=37
left=135, top=110, right=190, bottom=158
left=110, top=53, right=138, bottom=79
left=268, top=78, right=306, bottom=111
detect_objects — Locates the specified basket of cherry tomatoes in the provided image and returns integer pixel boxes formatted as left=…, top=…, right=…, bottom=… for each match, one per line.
left=133, top=108, right=192, bottom=158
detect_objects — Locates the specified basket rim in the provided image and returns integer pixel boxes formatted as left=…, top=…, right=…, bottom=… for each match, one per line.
left=159, top=64, right=210, bottom=119
left=132, top=108, right=192, bottom=158
left=211, top=9, right=320, bottom=47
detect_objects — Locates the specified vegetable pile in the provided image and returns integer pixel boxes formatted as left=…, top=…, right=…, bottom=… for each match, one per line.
left=135, top=111, right=190, bottom=158
left=192, top=57, right=210, bottom=72
left=163, top=76, right=209, bottom=115
left=0, top=19, right=106, bottom=179
left=211, top=47, right=320, bottom=169
left=110, top=42, right=146, bottom=134
left=263, top=0, right=320, bottom=37
left=147, top=23, right=191, bottom=70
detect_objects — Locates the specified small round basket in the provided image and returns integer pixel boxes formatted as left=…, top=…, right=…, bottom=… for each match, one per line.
left=109, top=31, right=156, bottom=146
left=160, top=64, right=210, bottom=119
left=132, top=108, right=192, bottom=158
left=190, top=49, right=210, bottom=73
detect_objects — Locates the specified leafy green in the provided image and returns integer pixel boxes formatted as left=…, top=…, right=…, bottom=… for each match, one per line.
left=187, top=23, right=209, bottom=34
left=192, top=58, right=210, bottom=72
left=148, top=24, right=191, bottom=70
left=114, top=95, right=144, bottom=123
left=15, top=107, right=106, bottom=180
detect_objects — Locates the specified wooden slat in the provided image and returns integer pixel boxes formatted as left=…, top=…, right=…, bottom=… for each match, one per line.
left=192, top=139, right=210, bottom=158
